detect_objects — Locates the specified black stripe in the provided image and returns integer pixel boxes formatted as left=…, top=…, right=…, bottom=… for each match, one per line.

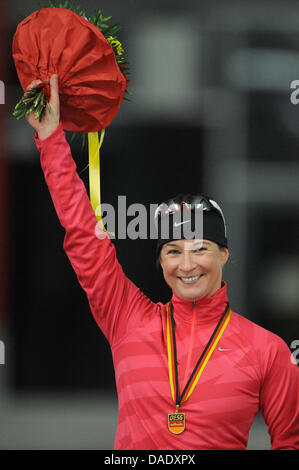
left=171, top=302, right=229, bottom=407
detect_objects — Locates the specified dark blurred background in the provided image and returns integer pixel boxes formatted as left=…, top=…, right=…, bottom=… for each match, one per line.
left=0, top=0, right=298, bottom=449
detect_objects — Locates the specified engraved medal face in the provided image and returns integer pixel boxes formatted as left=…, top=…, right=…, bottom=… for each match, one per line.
left=168, top=412, right=185, bottom=434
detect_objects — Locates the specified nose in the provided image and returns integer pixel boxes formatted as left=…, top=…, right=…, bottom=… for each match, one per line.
left=179, top=252, right=197, bottom=272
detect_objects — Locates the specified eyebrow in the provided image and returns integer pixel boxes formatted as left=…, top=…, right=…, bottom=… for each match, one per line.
left=164, top=240, right=211, bottom=249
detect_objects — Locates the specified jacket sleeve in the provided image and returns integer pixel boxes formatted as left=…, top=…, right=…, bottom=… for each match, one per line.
left=34, top=123, right=156, bottom=346
left=260, top=334, right=299, bottom=450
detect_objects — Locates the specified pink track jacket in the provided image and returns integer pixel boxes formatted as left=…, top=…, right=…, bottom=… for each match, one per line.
left=35, top=123, right=299, bottom=450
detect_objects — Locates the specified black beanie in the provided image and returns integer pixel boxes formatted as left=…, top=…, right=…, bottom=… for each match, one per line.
left=155, top=194, right=228, bottom=256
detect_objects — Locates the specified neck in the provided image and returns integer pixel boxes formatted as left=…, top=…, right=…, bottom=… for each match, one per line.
left=171, top=281, right=228, bottom=325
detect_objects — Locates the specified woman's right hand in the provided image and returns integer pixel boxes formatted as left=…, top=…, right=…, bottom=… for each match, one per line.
left=25, top=74, right=60, bottom=140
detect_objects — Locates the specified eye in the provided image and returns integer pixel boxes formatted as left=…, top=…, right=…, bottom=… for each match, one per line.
left=167, top=249, right=181, bottom=255
left=193, top=247, right=206, bottom=253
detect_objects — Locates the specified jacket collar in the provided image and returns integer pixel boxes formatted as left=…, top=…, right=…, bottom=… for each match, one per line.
left=170, top=281, right=229, bottom=325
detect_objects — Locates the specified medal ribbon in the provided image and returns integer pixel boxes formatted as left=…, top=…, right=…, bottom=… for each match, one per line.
left=166, top=302, right=231, bottom=409
left=88, top=130, right=106, bottom=229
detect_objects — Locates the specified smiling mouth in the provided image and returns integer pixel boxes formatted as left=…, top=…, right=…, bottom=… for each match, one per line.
left=178, top=274, right=204, bottom=284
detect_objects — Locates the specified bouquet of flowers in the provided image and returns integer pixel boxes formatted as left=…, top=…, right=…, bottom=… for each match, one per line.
left=12, top=1, right=131, bottom=232
left=12, top=0, right=130, bottom=133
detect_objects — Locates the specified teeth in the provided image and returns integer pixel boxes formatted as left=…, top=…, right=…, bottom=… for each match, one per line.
left=180, top=275, right=201, bottom=283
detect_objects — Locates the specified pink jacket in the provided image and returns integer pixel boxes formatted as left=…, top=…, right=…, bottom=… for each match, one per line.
left=35, top=123, right=299, bottom=450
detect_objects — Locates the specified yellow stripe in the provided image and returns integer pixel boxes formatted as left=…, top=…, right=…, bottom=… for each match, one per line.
left=184, top=309, right=231, bottom=401
left=88, top=130, right=106, bottom=229
left=166, top=305, right=175, bottom=402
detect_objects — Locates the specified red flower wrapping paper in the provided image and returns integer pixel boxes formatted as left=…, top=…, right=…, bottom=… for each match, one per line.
left=12, top=8, right=128, bottom=132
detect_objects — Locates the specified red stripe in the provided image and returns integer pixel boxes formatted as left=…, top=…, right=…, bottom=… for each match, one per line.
left=182, top=308, right=230, bottom=401
left=168, top=306, right=177, bottom=400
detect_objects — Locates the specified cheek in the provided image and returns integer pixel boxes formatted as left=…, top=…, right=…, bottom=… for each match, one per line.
left=202, top=255, right=222, bottom=274
left=160, top=259, right=179, bottom=281
left=161, top=262, right=175, bottom=277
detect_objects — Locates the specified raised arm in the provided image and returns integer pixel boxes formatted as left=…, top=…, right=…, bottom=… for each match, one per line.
left=26, top=75, right=156, bottom=346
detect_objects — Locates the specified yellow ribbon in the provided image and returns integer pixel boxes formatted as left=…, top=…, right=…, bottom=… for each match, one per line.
left=87, top=130, right=115, bottom=237
left=88, top=130, right=106, bottom=230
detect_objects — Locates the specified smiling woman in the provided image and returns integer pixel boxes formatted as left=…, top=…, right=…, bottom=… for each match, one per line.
left=160, top=239, right=229, bottom=301
left=155, top=194, right=229, bottom=301
left=25, top=75, right=299, bottom=450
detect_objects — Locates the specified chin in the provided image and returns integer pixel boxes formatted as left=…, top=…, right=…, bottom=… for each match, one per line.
left=176, top=288, right=206, bottom=302
left=175, top=281, right=220, bottom=302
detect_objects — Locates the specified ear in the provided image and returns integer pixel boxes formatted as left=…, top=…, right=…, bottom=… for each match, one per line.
left=156, top=255, right=163, bottom=272
left=220, top=247, right=229, bottom=267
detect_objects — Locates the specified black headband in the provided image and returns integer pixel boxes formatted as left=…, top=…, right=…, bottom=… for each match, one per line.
left=155, top=194, right=228, bottom=255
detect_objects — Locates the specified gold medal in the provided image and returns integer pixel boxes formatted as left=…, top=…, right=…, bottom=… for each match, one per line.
left=168, top=411, right=185, bottom=435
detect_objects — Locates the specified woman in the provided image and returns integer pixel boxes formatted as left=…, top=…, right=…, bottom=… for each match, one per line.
left=26, top=75, right=299, bottom=450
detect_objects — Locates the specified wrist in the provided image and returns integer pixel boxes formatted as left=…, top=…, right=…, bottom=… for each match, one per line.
left=34, top=122, right=64, bottom=151
left=37, top=122, right=60, bottom=140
